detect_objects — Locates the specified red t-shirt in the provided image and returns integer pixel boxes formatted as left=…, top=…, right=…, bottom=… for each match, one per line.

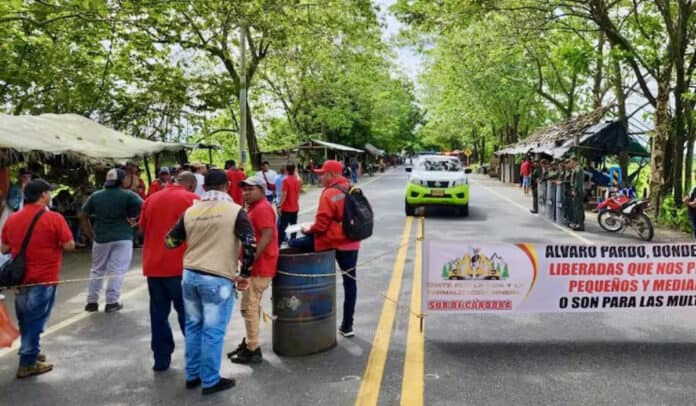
left=139, top=185, right=199, bottom=277
left=246, top=199, right=279, bottom=278
left=147, top=180, right=170, bottom=197
left=226, top=169, right=247, bottom=205
left=1, top=204, right=73, bottom=284
left=281, top=175, right=302, bottom=213
left=520, top=161, right=532, bottom=177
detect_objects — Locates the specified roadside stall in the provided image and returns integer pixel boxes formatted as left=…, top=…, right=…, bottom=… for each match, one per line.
left=0, top=113, right=201, bottom=234
left=494, top=107, right=650, bottom=226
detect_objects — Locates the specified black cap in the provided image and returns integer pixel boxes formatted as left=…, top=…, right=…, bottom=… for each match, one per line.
left=204, top=169, right=228, bottom=187
left=23, top=179, right=55, bottom=202
left=104, top=168, right=126, bottom=188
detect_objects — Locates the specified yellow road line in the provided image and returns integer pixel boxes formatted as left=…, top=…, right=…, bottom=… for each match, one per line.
left=401, top=216, right=425, bottom=406
left=0, top=282, right=148, bottom=359
left=356, top=216, right=413, bottom=406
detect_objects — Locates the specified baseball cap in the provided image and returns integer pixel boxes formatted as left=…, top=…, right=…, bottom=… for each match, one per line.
left=23, top=179, right=55, bottom=201
left=203, top=169, right=228, bottom=187
left=104, top=168, right=126, bottom=188
left=239, top=178, right=263, bottom=188
left=158, top=167, right=170, bottom=175
left=313, top=160, right=343, bottom=174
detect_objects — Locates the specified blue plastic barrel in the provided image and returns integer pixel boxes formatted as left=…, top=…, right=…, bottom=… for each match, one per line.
left=273, top=249, right=336, bottom=356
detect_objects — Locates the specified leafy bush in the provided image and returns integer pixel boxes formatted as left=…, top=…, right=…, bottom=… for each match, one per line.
left=659, top=195, right=693, bottom=233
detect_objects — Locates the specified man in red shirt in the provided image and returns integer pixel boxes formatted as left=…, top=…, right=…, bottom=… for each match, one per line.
left=139, top=171, right=199, bottom=371
left=225, top=160, right=246, bottom=205
left=288, top=160, right=360, bottom=337
left=228, top=178, right=278, bottom=364
left=277, top=164, right=302, bottom=246
left=520, top=157, right=532, bottom=196
left=147, top=167, right=172, bottom=198
left=1, top=179, right=75, bottom=378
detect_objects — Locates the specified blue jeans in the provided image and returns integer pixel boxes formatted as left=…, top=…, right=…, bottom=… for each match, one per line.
left=182, top=270, right=235, bottom=388
left=15, top=285, right=57, bottom=367
left=336, top=250, right=358, bottom=330
left=148, top=277, right=185, bottom=369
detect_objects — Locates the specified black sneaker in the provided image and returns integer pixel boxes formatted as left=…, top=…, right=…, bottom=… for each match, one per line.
left=339, top=327, right=354, bottom=337
left=202, top=378, right=236, bottom=395
left=229, top=346, right=262, bottom=364
left=104, top=303, right=123, bottom=313
left=85, top=303, right=98, bottom=312
left=226, top=338, right=247, bottom=359
left=186, top=378, right=201, bottom=389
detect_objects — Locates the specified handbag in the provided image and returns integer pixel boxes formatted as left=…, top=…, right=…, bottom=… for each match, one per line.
left=0, top=210, right=45, bottom=288
left=262, top=171, right=276, bottom=192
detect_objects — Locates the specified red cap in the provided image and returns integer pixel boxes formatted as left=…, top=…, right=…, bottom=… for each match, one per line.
left=313, top=160, right=343, bottom=174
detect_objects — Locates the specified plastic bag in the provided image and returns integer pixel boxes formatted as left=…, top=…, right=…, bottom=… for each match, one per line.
left=0, top=294, right=19, bottom=348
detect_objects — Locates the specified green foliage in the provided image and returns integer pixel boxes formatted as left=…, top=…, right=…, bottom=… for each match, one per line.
left=659, top=195, right=692, bottom=233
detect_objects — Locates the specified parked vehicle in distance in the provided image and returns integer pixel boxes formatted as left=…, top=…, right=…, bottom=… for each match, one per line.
left=405, top=155, right=470, bottom=217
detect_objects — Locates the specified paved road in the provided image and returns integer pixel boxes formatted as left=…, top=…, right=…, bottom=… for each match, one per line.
left=1, top=169, right=695, bottom=405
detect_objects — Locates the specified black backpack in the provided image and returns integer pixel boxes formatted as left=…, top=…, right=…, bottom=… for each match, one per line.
left=333, top=185, right=373, bottom=241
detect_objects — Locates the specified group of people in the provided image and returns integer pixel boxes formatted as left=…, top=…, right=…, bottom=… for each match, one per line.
left=1, top=158, right=362, bottom=396
left=521, top=155, right=586, bottom=231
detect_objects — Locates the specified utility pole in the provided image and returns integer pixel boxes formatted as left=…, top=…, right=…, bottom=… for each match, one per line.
left=239, top=23, right=248, bottom=168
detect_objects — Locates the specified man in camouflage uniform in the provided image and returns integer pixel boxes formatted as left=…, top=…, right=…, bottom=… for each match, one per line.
left=530, top=159, right=543, bottom=214
left=556, top=159, right=573, bottom=225
left=568, top=155, right=585, bottom=231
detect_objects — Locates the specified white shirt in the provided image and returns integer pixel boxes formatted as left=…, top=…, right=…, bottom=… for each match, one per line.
left=255, top=169, right=278, bottom=196
left=194, top=173, right=205, bottom=196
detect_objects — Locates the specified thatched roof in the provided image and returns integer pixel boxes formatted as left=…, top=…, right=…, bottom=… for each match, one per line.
left=496, top=107, right=611, bottom=157
left=0, top=113, right=195, bottom=166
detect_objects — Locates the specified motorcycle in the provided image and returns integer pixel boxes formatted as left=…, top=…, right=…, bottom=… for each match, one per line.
left=597, top=194, right=654, bottom=241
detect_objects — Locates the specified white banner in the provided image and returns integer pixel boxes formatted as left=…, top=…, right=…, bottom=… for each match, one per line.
left=422, top=240, right=696, bottom=313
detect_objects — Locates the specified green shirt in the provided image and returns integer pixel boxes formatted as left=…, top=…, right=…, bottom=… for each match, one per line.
left=82, top=187, right=142, bottom=243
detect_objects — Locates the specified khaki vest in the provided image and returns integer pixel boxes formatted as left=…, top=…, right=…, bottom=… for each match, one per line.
left=183, top=199, right=242, bottom=280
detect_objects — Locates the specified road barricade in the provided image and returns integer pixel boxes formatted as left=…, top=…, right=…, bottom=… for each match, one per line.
left=273, top=249, right=337, bottom=356
left=425, top=241, right=696, bottom=314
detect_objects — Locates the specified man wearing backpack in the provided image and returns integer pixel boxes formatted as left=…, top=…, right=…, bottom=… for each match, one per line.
left=289, top=160, right=362, bottom=337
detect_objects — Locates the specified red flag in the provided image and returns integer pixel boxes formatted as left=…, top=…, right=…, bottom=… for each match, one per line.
left=0, top=296, right=19, bottom=348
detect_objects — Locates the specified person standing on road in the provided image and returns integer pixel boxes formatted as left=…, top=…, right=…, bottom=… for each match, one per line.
left=81, top=168, right=142, bottom=313
left=228, top=178, right=278, bottom=364
left=274, top=166, right=287, bottom=206
left=139, top=171, right=199, bottom=372
left=165, top=169, right=255, bottom=395
left=288, top=160, right=360, bottom=337
left=255, top=161, right=277, bottom=203
left=520, top=157, right=532, bottom=196
left=191, top=162, right=207, bottom=197
left=225, top=160, right=246, bottom=205
left=277, top=164, right=302, bottom=246
left=568, top=156, right=585, bottom=231
left=1, top=179, right=75, bottom=378
left=530, top=159, right=542, bottom=214
left=147, top=167, right=172, bottom=198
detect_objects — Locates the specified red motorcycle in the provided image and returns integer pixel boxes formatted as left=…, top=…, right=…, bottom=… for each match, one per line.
left=597, top=195, right=654, bottom=241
